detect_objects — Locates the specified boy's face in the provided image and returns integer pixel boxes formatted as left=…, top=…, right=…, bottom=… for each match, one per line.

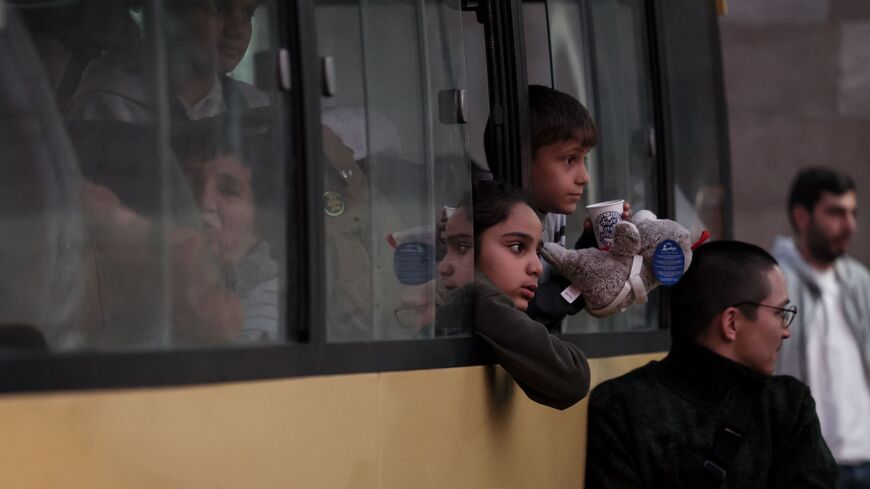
left=530, top=138, right=591, bottom=215
left=183, top=152, right=259, bottom=266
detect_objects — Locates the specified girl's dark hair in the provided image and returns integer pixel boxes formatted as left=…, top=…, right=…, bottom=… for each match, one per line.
left=465, top=180, right=532, bottom=258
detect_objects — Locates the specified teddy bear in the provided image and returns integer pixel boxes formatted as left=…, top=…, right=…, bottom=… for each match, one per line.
left=540, top=210, right=708, bottom=317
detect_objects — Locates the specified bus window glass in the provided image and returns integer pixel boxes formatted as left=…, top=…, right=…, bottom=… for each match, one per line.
left=1, top=0, right=292, bottom=350
left=528, top=0, right=660, bottom=333
left=316, top=0, right=475, bottom=341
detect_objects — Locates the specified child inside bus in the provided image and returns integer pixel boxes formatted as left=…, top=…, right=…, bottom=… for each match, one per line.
left=173, top=124, right=281, bottom=342
left=437, top=180, right=590, bottom=409
left=484, top=85, right=630, bottom=329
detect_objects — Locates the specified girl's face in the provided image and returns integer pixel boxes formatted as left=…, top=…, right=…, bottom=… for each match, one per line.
left=437, top=208, right=474, bottom=291
left=477, top=203, right=543, bottom=310
left=184, top=152, right=258, bottom=266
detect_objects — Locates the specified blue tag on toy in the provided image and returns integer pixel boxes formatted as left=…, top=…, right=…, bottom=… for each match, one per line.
left=653, top=239, right=684, bottom=286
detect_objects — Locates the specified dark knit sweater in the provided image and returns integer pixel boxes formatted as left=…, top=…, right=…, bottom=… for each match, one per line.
left=585, top=338, right=838, bottom=488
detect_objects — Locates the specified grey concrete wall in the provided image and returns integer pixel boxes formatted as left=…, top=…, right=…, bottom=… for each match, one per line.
left=720, top=0, right=870, bottom=265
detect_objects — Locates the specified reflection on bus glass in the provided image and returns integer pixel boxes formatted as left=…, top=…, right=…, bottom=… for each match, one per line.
left=2, top=0, right=288, bottom=350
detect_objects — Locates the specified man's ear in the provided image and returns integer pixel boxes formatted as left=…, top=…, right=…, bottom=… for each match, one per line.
left=719, top=307, right=739, bottom=342
left=792, top=205, right=811, bottom=235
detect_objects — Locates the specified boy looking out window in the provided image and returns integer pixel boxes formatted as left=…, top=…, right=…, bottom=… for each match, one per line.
left=485, top=85, right=630, bottom=329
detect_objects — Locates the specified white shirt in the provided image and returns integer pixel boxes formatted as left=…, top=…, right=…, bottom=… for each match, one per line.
left=540, top=213, right=567, bottom=283
left=805, top=267, right=870, bottom=463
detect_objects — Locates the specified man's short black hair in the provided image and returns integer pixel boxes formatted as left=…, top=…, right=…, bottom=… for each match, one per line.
left=670, top=240, right=779, bottom=340
left=787, top=167, right=856, bottom=230
left=483, top=85, right=598, bottom=180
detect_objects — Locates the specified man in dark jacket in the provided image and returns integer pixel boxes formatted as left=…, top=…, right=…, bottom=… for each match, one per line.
left=585, top=240, right=838, bottom=488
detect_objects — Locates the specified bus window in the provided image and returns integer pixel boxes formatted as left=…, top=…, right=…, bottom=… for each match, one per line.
left=524, top=0, right=660, bottom=333
left=2, top=0, right=293, bottom=350
left=316, top=0, right=475, bottom=341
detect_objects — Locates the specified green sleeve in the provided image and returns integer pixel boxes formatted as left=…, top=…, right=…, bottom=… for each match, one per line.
left=473, top=272, right=590, bottom=410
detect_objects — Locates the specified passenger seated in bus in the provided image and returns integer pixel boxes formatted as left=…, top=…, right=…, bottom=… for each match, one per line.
left=319, top=116, right=419, bottom=341
left=173, top=126, right=280, bottom=342
left=438, top=180, right=590, bottom=409
left=81, top=179, right=245, bottom=345
left=67, top=0, right=268, bottom=123
left=484, top=85, right=630, bottom=330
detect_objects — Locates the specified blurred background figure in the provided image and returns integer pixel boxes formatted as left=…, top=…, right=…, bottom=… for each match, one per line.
left=772, top=167, right=870, bottom=488
left=720, top=0, right=870, bottom=266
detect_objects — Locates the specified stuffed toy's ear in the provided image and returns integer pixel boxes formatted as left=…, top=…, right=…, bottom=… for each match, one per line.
left=630, top=209, right=657, bottom=224
left=610, top=221, right=641, bottom=257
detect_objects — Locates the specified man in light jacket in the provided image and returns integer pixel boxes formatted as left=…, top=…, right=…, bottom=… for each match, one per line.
left=773, top=167, right=870, bottom=488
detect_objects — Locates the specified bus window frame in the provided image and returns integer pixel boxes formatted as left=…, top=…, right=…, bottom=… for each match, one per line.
left=0, top=331, right=671, bottom=394
left=0, top=0, right=734, bottom=394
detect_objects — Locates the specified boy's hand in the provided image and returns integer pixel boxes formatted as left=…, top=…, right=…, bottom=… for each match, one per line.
left=582, top=200, right=632, bottom=231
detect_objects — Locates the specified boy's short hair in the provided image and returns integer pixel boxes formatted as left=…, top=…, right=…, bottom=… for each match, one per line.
left=787, top=167, right=856, bottom=230
left=528, top=84, right=598, bottom=157
left=670, top=240, right=778, bottom=340
left=483, top=85, right=598, bottom=180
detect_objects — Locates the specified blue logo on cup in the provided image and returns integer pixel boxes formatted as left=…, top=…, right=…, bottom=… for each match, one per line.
left=594, top=211, right=621, bottom=245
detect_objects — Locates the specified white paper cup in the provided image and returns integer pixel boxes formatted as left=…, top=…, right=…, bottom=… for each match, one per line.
left=586, top=200, right=624, bottom=249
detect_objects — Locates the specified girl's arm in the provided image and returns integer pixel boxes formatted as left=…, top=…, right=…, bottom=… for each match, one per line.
left=473, top=272, right=590, bottom=410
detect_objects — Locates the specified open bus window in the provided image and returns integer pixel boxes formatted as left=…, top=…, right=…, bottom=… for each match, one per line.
left=315, top=0, right=476, bottom=341
left=524, top=0, right=660, bottom=333
left=1, top=0, right=292, bottom=350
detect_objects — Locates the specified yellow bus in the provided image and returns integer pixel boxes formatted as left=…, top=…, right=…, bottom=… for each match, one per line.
left=0, top=0, right=730, bottom=487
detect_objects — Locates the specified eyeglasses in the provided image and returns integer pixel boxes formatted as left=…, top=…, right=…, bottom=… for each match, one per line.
left=732, top=302, right=798, bottom=328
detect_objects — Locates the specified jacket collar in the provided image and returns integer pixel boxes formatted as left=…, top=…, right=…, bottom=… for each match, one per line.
left=657, top=336, right=764, bottom=405
left=772, top=236, right=857, bottom=290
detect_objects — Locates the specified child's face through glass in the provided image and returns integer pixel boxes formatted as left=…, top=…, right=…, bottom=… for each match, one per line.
left=438, top=208, right=474, bottom=291
left=477, top=202, right=544, bottom=311
left=530, top=137, right=591, bottom=215
left=183, top=152, right=258, bottom=266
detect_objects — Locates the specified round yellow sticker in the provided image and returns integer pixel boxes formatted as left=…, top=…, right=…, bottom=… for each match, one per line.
left=323, top=191, right=345, bottom=217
